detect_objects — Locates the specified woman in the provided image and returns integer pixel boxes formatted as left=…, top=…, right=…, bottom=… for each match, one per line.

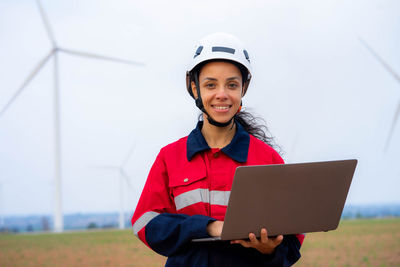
left=132, top=33, right=304, bottom=266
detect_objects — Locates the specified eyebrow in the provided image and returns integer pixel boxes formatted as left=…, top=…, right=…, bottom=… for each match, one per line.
left=226, top=76, right=241, bottom=81
left=201, top=76, right=241, bottom=82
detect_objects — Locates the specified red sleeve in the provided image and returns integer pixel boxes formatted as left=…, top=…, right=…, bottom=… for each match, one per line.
left=131, top=148, right=176, bottom=246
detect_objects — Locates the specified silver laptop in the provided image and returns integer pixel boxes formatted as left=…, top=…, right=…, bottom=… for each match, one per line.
left=192, top=159, right=357, bottom=242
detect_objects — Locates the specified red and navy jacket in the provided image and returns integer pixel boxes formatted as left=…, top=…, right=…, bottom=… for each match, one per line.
left=132, top=121, right=305, bottom=266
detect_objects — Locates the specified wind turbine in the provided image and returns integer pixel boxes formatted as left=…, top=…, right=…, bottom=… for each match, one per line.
left=90, top=143, right=137, bottom=229
left=0, top=0, right=144, bottom=232
left=359, top=37, right=400, bottom=152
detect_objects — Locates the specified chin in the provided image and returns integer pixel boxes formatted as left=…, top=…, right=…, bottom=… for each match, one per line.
left=211, top=116, right=234, bottom=124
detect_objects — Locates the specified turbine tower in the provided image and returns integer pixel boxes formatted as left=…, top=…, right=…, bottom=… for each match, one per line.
left=91, top=143, right=137, bottom=229
left=359, top=38, right=400, bottom=152
left=0, top=0, right=144, bottom=232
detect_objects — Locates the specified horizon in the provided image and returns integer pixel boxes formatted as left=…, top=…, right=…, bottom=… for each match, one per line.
left=2, top=202, right=400, bottom=218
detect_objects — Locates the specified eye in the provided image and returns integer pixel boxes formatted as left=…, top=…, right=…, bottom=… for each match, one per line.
left=204, top=83, right=216, bottom=89
left=227, top=82, right=239, bottom=89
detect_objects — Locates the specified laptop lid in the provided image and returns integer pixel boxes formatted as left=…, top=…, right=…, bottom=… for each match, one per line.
left=219, top=159, right=357, bottom=240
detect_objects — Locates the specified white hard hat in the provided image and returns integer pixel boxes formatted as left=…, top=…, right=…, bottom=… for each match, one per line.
left=186, top=32, right=252, bottom=98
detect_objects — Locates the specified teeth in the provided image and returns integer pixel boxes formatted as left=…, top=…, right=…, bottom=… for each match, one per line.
left=214, top=106, right=229, bottom=110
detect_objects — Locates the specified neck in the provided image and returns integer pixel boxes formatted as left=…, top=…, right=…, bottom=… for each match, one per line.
left=201, top=115, right=236, bottom=148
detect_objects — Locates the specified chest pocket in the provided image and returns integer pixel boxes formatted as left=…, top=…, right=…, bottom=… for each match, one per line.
left=169, top=172, right=208, bottom=211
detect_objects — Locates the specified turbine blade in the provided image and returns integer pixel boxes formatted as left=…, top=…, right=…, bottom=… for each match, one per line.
left=121, top=143, right=136, bottom=167
left=0, top=50, right=54, bottom=117
left=121, top=169, right=130, bottom=179
left=59, top=48, right=145, bottom=66
left=359, top=37, right=400, bottom=84
left=384, top=100, right=400, bottom=152
left=36, top=0, right=57, bottom=47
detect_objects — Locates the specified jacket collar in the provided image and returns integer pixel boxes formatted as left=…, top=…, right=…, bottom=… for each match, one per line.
left=186, top=120, right=250, bottom=163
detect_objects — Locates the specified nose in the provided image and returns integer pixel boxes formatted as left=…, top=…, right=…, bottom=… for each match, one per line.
left=215, top=86, right=228, bottom=100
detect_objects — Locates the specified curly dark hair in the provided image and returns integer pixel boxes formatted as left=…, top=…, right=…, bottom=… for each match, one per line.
left=198, top=108, right=281, bottom=153
left=235, top=108, right=279, bottom=149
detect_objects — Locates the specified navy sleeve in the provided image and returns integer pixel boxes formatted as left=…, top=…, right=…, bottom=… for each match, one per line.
left=261, top=234, right=301, bottom=266
left=145, top=213, right=216, bottom=257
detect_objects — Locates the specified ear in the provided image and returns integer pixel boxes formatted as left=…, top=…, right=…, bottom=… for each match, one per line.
left=191, top=81, right=199, bottom=99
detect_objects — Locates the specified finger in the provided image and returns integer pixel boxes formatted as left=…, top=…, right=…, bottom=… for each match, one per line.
left=249, top=233, right=259, bottom=245
left=273, top=235, right=284, bottom=246
left=260, top=228, right=268, bottom=243
left=233, top=239, right=251, bottom=248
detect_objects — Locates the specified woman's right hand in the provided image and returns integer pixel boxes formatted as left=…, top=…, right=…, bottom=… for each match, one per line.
left=207, top=220, right=224, bottom=237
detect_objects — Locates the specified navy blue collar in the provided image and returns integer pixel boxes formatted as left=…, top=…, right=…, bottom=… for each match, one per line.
left=186, top=120, right=250, bottom=163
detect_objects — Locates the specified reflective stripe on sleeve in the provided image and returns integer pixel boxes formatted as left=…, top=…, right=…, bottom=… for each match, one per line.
left=133, top=211, right=160, bottom=236
left=174, top=189, right=230, bottom=210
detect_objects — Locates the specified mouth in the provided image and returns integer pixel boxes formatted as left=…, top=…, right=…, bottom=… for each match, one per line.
left=211, top=104, right=232, bottom=112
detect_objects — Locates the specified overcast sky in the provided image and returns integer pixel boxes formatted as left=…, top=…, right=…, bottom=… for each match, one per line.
left=0, top=0, right=399, bottom=217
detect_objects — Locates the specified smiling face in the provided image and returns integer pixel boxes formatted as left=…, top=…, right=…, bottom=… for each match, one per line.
left=191, top=60, right=243, bottom=125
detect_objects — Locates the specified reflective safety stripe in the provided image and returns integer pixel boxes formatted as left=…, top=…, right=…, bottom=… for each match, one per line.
left=174, top=189, right=230, bottom=210
left=133, top=211, right=160, bottom=236
left=174, top=188, right=209, bottom=210
left=210, top=190, right=230, bottom=206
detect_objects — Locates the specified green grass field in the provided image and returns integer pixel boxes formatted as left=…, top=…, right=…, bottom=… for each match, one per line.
left=297, top=218, right=400, bottom=267
left=1, top=218, right=399, bottom=266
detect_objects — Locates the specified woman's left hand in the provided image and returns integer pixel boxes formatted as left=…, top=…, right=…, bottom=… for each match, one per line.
left=230, top=228, right=283, bottom=254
